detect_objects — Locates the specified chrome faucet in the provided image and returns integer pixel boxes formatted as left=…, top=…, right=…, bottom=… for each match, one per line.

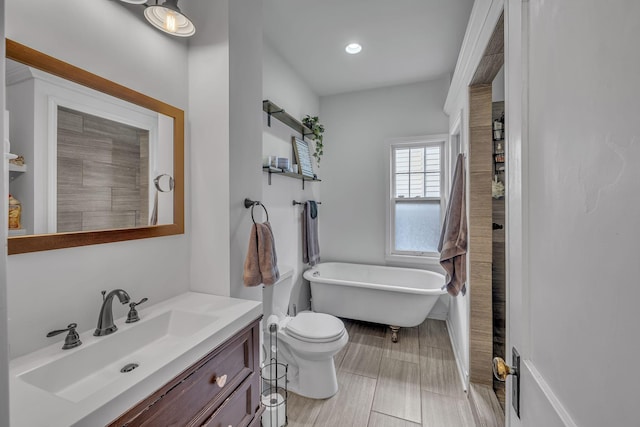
left=94, top=289, right=130, bottom=336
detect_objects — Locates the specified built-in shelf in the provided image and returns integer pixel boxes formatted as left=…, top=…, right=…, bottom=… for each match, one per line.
left=9, top=163, right=27, bottom=173
left=8, top=228, right=26, bottom=236
left=263, top=99, right=313, bottom=138
left=262, top=166, right=320, bottom=190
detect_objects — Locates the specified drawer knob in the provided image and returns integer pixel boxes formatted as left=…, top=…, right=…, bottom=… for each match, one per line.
left=215, top=374, right=228, bottom=388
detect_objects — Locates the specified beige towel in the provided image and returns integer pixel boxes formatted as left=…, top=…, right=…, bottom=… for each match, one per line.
left=243, top=221, right=280, bottom=286
left=438, top=153, right=467, bottom=296
left=259, top=222, right=280, bottom=285
left=243, top=223, right=262, bottom=286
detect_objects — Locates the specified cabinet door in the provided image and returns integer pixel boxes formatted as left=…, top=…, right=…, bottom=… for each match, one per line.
left=109, top=320, right=259, bottom=427
left=199, top=373, right=260, bottom=427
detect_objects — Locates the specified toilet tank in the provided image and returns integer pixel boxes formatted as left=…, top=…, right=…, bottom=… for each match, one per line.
left=262, top=268, right=294, bottom=320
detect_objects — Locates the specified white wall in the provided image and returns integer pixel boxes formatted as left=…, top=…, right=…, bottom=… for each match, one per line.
left=318, top=78, right=451, bottom=319
left=5, top=0, right=191, bottom=357
left=492, top=66, right=505, bottom=102
left=447, top=1, right=640, bottom=424
left=228, top=0, right=264, bottom=302
left=0, top=0, right=10, bottom=422
left=522, top=1, right=640, bottom=425
left=447, top=106, right=471, bottom=385
left=443, top=0, right=503, bottom=389
left=187, top=0, right=231, bottom=296
left=188, top=0, right=264, bottom=302
left=263, top=41, right=320, bottom=125
left=262, top=40, right=320, bottom=313
left=319, top=78, right=449, bottom=266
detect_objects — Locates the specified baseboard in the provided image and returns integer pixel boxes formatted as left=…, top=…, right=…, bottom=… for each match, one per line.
left=427, top=311, right=447, bottom=321
left=445, top=318, right=468, bottom=393
left=468, top=383, right=505, bottom=427
left=427, top=295, right=449, bottom=320
left=524, top=361, right=578, bottom=427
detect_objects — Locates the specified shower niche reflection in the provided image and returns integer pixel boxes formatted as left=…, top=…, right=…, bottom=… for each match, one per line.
left=56, top=106, right=150, bottom=232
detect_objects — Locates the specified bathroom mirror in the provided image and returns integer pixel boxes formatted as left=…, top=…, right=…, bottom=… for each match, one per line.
left=6, top=39, right=184, bottom=255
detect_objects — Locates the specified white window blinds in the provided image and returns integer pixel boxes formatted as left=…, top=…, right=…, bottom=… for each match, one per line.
left=394, top=146, right=441, bottom=199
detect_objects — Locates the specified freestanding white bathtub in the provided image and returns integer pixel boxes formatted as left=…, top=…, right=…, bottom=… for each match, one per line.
left=303, top=262, right=447, bottom=342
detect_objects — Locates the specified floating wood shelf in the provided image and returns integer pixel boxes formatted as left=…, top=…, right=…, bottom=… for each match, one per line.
left=262, top=166, right=320, bottom=190
left=263, top=100, right=313, bottom=138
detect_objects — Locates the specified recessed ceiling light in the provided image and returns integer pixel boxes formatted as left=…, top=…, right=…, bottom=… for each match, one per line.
left=345, top=43, right=362, bottom=55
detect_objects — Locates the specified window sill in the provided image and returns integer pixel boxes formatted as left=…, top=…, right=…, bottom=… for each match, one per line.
left=385, top=253, right=441, bottom=266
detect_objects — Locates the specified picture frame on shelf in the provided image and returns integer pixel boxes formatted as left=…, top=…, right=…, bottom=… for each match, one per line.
left=291, top=137, right=314, bottom=178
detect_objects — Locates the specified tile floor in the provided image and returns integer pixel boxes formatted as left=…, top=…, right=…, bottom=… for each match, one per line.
left=284, top=318, right=476, bottom=427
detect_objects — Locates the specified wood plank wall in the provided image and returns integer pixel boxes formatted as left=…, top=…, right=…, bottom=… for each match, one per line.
left=468, top=84, right=494, bottom=386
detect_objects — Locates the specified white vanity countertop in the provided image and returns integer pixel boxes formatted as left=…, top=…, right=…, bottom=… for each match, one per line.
left=9, top=292, right=262, bottom=427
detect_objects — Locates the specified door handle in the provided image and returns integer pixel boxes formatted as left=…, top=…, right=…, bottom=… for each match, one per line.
left=492, top=357, right=518, bottom=382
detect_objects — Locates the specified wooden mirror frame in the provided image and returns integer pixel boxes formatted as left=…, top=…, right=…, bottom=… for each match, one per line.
left=6, top=39, right=185, bottom=255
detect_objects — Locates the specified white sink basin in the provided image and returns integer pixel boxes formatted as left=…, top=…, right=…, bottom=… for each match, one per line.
left=10, top=292, right=263, bottom=427
left=19, top=310, right=218, bottom=402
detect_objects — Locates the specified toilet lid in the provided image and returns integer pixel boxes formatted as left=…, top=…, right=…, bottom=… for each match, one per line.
left=285, top=312, right=345, bottom=343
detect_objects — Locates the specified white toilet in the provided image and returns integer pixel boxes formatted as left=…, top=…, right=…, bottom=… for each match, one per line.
left=263, top=272, right=348, bottom=399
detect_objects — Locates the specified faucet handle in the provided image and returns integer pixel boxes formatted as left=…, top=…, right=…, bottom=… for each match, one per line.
left=47, top=323, right=82, bottom=350
left=101, top=290, right=106, bottom=301
left=131, top=298, right=148, bottom=307
left=126, top=298, right=148, bottom=323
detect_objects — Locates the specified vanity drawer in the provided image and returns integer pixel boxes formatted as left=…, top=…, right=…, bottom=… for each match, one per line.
left=109, top=319, right=260, bottom=427
left=198, top=372, right=260, bottom=427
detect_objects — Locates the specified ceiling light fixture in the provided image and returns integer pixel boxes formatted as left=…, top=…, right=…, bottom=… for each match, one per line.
left=143, top=0, right=196, bottom=37
left=345, top=43, right=362, bottom=55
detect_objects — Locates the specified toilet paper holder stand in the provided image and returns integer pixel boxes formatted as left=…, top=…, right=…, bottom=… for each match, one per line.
left=261, top=322, right=288, bottom=427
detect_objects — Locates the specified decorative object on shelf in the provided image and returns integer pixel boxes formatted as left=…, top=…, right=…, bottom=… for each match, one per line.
left=493, top=109, right=506, bottom=182
left=9, top=155, right=24, bottom=166
left=267, top=156, right=291, bottom=171
left=8, top=194, right=22, bottom=230
left=492, top=176, right=505, bottom=199
left=301, top=115, right=325, bottom=165
left=493, top=112, right=504, bottom=139
left=292, top=137, right=315, bottom=178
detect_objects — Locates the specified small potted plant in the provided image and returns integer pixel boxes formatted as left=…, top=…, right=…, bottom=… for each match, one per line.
left=302, top=115, right=325, bottom=166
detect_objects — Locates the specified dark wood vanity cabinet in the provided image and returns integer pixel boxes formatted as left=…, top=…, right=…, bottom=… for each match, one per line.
left=109, top=318, right=264, bottom=427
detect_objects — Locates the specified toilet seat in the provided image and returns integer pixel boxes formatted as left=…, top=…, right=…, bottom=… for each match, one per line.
left=284, top=312, right=345, bottom=343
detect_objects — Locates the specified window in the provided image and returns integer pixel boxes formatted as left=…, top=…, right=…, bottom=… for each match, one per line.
left=387, top=136, right=446, bottom=260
